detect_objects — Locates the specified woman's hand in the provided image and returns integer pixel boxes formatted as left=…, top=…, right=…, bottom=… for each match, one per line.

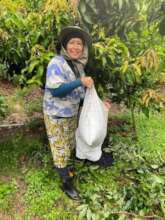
left=103, top=99, right=112, bottom=111
left=81, top=76, right=94, bottom=88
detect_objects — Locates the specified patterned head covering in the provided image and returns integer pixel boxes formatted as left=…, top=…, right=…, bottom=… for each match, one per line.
left=59, top=26, right=91, bottom=76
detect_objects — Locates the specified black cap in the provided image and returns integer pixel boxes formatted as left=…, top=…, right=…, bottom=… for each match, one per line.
left=59, top=26, right=92, bottom=48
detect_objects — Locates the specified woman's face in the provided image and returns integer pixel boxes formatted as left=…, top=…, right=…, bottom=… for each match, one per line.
left=66, top=38, right=84, bottom=60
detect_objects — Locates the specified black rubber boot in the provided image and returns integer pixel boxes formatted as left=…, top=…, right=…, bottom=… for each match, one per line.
left=86, top=152, right=114, bottom=168
left=55, top=167, right=80, bottom=200
left=61, top=179, right=80, bottom=200
left=96, top=152, right=114, bottom=168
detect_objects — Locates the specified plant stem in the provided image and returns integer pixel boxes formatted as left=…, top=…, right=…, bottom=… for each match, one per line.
left=111, top=211, right=156, bottom=219
left=131, top=104, right=137, bottom=140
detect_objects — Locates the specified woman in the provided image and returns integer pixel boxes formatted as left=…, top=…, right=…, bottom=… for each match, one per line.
left=43, top=26, right=94, bottom=200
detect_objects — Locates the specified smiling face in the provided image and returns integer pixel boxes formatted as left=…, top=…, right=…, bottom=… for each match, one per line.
left=66, top=37, right=84, bottom=60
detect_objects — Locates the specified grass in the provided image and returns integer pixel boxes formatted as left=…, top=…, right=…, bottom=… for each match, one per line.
left=0, top=180, right=18, bottom=212
left=0, top=110, right=165, bottom=219
left=137, top=111, right=165, bottom=153
left=26, top=99, right=42, bottom=116
left=0, top=85, right=43, bottom=123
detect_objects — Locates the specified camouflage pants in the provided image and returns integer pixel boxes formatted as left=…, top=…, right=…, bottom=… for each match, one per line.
left=44, top=114, right=77, bottom=168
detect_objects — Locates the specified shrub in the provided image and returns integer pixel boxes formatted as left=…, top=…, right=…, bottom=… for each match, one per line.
left=0, top=0, right=75, bottom=85
left=0, top=95, right=8, bottom=117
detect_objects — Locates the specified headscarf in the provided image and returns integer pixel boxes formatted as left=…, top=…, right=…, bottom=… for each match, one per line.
left=60, top=43, right=88, bottom=77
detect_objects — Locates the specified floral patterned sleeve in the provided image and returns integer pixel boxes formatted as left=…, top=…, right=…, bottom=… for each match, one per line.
left=45, top=58, right=67, bottom=89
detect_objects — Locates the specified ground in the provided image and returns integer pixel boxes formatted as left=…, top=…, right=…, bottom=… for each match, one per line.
left=0, top=79, right=124, bottom=141
left=0, top=80, right=165, bottom=220
left=0, top=80, right=44, bottom=141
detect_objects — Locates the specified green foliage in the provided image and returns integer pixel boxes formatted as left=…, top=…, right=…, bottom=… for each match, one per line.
left=90, top=28, right=162, bottom=103
left=158, top=1, right=165, bottom=35
left=26, top=117, right=44, bottom=130
left=0, top=133, right=79, bottom=219
left=26, top=100, right=42, bottom=116
left=79, top=0, right=165, bottom=136
left=0, top=111, right=165, bottom=218
left=137, top=111, right=165, bottom=154
left=0, top=179, right=18, bottom=212
left=0, top=95, right=8, bottom=117
left=0, top=133, right=46, bottom=172
left=79, top=0, right=165, bottom=37
left=0, top=0, right=74, bottom=85
left=24, top=169, right=79, bottom=219
left=24, top=169, right=60, bottom=218
left=0, top=63, right=8, bottom=80
left=77, top=159, right=164, bottom=219
left=79, top=0, right=140, bottom=37
left=20, top=45, right=54, bottom=86
left=87, top=26, right=165, bottom=136
left=125, top=26, right=165, bottom=117
left=75, top=111, right=165, bottom=220
left=125, top=24, right=165, bottom=72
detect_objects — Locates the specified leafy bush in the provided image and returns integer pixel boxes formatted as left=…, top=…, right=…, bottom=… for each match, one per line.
left=78, top=0, right=165, bottom=37
left=0, top=63, right=8, bottom=80
left=78, top=0, right=165, bottom=137
left=86, top=26, right=165, bottom=137
left=20, top=45, right=54, bottom=86
left=0, top=95, right=8, bottom=117
left=0, top=111, right=164, bottom=219
left=26, top=99, right=42, bottom=116
left=79, top=0, right=140, bottom=36
left=77, top=135, right=165, bottom=219
left=0, top=0, right=74, bottom=85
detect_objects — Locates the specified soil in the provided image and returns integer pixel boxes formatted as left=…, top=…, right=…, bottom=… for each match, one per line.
left=0, top=79, right=17, bottom=96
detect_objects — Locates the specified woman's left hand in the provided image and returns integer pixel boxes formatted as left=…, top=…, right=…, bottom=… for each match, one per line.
left=80, top=76, right=94, bottom=88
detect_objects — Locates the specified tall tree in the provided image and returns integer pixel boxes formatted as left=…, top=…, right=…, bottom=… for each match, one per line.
left=78, top=0, right=165, bottom=37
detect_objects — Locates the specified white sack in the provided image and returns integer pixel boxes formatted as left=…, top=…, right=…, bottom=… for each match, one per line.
left=76, top=86, right=108, bottom=161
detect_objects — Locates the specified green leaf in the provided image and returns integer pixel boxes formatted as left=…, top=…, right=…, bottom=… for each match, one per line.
left=118, top=0, right=123, bottom=10
left=78, top=204, right=88, bottom=218
left=150, top=174, right=164, bottom=184
left=28, top=60, right=40, bottom=73
left=150, top=164, right=159, bottom=169
left=79, top=0, right=86, bottom=14
left=37, top=65, right=44, bottom=77
left=87, top=208, right=92, bottom=220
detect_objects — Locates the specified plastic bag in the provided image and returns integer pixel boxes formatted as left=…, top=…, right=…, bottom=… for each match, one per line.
left=76, top=86, right=108, bottom=161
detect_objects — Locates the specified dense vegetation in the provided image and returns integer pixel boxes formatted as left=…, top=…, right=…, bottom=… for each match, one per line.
left=0, top=107, right=165, bottom=219
left=0, top=0, right=74, bottom=85
left=80, top=0, right=165, bottom=134
left=0, top=0, right=165, bottom=219
left=0, top=0, right=165, bottom=131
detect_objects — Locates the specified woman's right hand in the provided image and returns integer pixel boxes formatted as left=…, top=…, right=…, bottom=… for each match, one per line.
left=80, top=76, right=94, bottom=88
